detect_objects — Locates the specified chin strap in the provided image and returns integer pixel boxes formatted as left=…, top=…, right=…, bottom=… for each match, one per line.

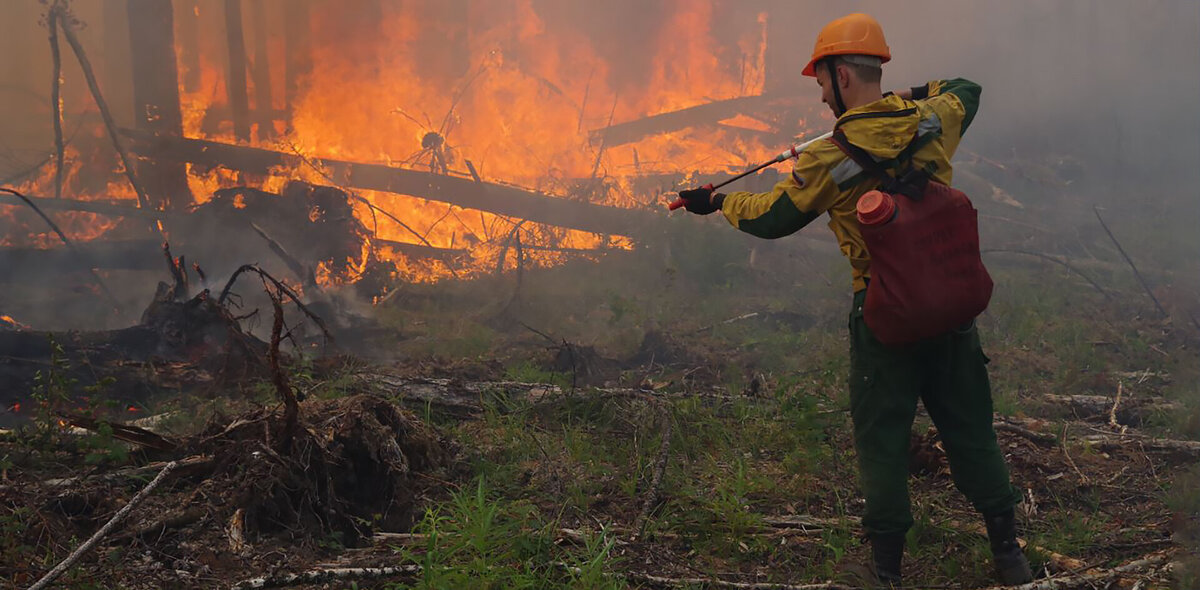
left=826, top=59, right=848, bottom=117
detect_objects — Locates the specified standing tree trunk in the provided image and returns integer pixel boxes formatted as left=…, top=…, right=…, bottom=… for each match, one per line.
left=223, top=0, right=251, bottom=142
left=101, top=0, right=134, bottom=126
left=283, top=0, right=311, bottom=127
left=127, top=0, right=193, bottom=209
left=174, top=0, right=202, bottom=93
left=249, top=0, right=274, bottom=140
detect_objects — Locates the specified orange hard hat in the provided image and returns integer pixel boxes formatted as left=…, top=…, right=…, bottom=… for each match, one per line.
left=802, top=13, right=891, bottom=77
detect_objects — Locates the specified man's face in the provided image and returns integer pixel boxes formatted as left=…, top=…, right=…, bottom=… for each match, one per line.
left=815, top=64, right=838, bottom=115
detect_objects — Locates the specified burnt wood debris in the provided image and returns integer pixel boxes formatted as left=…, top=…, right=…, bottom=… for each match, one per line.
left=1, top=3, right=1194, bottom=590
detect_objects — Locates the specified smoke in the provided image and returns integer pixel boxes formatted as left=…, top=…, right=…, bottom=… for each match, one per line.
left=0, top=0, right=1196, bottom=324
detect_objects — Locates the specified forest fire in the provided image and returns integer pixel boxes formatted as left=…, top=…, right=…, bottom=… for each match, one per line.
left=5, top=0, right=821, bottom=290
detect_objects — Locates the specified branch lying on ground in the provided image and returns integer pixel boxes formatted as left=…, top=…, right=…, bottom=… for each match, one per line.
left=1043, top=393, right=1181, bottom=422
left=58, top=413, right=180, bottom=452
left=993, top=419, right=1059, bottom=447
left=611, top=571, right=854, bottom=590
left=977, top=552, right=1173, bottom=590
left=1081, top=433, right=1200, bottom=459
left=633, top=399, right=673, bottom=539
left=29, top=456, right=210, bottom=490
left=27, top=461, right=179, bottom=590
left=231, top=565, right=422, bottom=589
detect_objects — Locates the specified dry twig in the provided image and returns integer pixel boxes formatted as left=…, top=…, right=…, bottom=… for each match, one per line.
left=633, top=399, right=673, bottom=539
left=217, top=264, right=333, bottom=345
left=1092, top=206, right=1166, bottom=317
left=268, top=287, right=300, bottom=449
left=27, top=461, right=179, bottom=590
left=54, top=8, right=158, bottom=218
left=977, top=552, right=1172, bottom=590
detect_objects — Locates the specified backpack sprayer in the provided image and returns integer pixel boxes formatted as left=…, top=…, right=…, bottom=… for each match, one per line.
left=667, top=131, right=834, bottom=210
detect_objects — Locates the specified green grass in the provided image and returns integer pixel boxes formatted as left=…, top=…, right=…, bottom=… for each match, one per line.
left=382, top=478, right=624, bottom=589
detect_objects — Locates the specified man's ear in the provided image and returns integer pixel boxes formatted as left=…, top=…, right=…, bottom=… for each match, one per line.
left=838, top=64, right=851, bottom=89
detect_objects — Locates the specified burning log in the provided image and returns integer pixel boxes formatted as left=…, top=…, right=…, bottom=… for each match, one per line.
left=589, top=94, right=784, bottom=147
left=121, top=130, right=652, bottom=237
left=0, top=237, right=186, bottom=282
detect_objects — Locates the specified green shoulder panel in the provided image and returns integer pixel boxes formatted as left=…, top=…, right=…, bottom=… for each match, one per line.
left=938, top=78, right=981, bottom=135
left=736, top=197, right=822, bottom=239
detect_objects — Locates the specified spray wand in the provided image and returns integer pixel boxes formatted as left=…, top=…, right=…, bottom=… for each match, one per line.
left=667, top=131, right=833, bottom=210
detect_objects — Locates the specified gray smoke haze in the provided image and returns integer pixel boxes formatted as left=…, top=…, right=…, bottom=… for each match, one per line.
left=0, top=0, right=1196, bottom=321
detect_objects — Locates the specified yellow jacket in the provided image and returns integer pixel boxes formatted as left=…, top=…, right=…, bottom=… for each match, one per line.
left=720, top=79, right=982, bottom=292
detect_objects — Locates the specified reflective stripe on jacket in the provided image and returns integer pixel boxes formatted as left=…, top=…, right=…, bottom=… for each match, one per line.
left=719, top=78, right=981, bottom=292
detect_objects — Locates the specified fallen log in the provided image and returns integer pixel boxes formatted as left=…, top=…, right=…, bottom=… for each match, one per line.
left=0, top=191, right=168, bottom=220
left=353, top=373, right=563, bottom=415
left=232, top=566, right=422, bottom=589
left=121, top=129, right=651, bottom=237
left=1043, top=394, right=1182, bottom=425
left=993, top=419, right=1058, bottom=447
left=589, top=94, right=783, bottom=147
left=34, top=456, right=212, bottom=490
left=59, top=413, right=180, bottom=452
left=0, top=283, right=265, bottom=413
left=0, top=240, right=162, bottom=279
left=1080, top=433, right=1200, bottom=460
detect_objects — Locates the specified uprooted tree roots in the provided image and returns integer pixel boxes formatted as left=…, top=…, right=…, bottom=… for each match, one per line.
left=3, top=393, right=449, bottom=586
left=193, top=394, right=447, bottom=547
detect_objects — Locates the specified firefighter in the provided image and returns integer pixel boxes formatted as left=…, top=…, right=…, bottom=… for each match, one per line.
left=675, top=12, right=1033, bottom=587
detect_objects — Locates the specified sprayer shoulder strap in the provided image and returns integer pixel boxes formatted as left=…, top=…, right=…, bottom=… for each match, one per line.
left=830, top=129, right=927, bottom=196
left=829, top=130, right=896, bottom=186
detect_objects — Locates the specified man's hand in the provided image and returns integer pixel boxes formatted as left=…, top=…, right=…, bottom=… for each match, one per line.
left=677, top=184, right=723, bottom=215
left=891, top=88, right=913, bottom=100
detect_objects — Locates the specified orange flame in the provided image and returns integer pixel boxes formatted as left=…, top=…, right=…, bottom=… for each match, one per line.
left=15, top=2, right=804, bottom=288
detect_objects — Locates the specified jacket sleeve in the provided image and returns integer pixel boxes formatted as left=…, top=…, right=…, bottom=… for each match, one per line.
left=719, top=150, right=840, bottom=239
left=912, top=78, right=981, bottom=138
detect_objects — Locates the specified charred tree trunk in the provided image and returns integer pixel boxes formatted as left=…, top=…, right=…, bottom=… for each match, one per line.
left=224, top=0, right=251, bottom=142
left=283, top=0, right=312, bottom=124
left=127, top=0, right=193, bottom=209
left=101, top=0, right=134, bottom=126
left=249, top=0, right=274, bottom=140
left=174, top=0, right=202, bottom=93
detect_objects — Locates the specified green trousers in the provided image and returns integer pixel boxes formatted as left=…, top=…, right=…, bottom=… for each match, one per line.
left=848, top=290, right=1022, bottom=536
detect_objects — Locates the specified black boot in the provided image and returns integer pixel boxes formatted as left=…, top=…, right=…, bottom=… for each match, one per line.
left=984, top=508, right=1033, bottom=585
left=870, top=533, right=905, bottom=588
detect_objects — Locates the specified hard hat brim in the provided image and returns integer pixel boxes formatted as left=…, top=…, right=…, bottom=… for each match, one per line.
left=802, top=52, right=891, bottom=77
